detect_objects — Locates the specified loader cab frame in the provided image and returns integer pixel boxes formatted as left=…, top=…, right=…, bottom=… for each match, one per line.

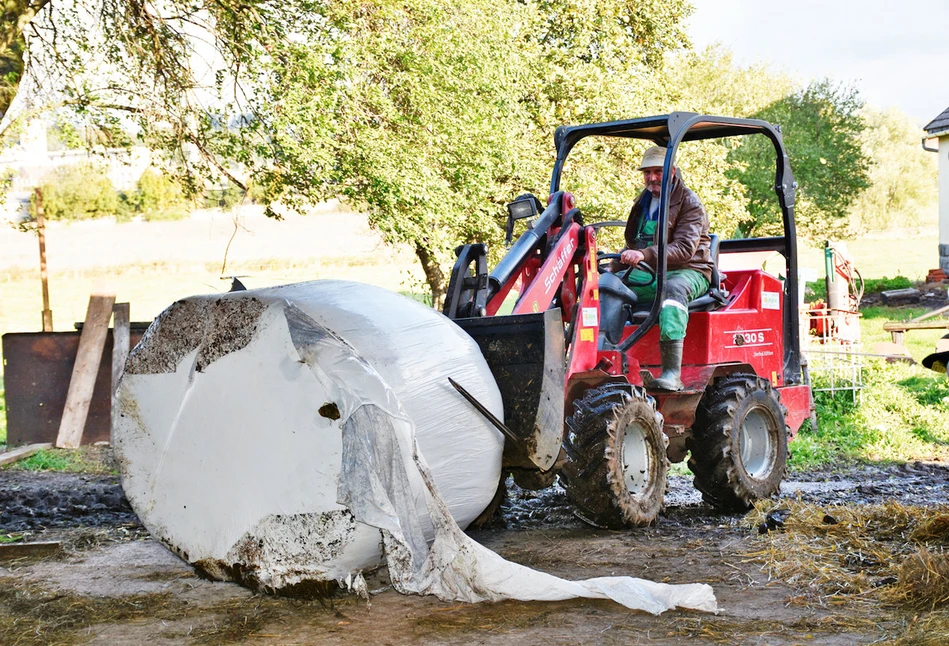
left=549, top=112, right=802, bottom=385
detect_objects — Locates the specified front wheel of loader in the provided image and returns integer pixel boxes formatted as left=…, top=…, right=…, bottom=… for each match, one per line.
left=687, top=374, right=788, bottom=512
left=512, top=467, right=558, bottom=491
left=561, top=384, right=668, bottom=528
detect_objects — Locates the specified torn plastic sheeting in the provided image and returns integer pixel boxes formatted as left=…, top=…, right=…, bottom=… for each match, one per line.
left=316, top=319, right=717, bottom=614
left=114, top=280, right=717, bottom=613
left=114, top=281, right=505, bottom=590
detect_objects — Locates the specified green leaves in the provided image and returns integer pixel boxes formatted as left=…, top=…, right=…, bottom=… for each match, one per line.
left=729, top=80, right=871, bottom=240
left=847, top=107, right=938, bottom=233
left=32, top=163, right=118, bottom=220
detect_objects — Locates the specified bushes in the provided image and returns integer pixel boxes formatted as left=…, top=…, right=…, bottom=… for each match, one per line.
left=806, top=275, right=913, bottom=301
left=202, top=184, right=248, bottom=210
left=30, top=165, right=196, bottom=222
left=791, top=323, right=949, bottom=470
left=124, top=168, right=188, bottom=221
left=29, top=163, right=255, bottom=222
left=32, top=163, right=118, bottom=220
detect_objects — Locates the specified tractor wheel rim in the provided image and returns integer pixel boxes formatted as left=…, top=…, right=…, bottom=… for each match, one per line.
left=622, top=420, right=651, bottom=495
left=739, top=408, right=774, bottom=479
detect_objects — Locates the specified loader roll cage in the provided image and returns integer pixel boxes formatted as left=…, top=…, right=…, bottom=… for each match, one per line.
left=524, top=112, right=800, bottom=385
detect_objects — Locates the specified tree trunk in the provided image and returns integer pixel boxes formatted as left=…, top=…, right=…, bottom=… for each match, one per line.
left=414, top=243, right=446, bottom=310
left=0, top=0, right=50, bottom=120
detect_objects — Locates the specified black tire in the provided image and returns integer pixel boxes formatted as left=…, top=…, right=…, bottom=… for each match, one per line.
left=561, top=383, right=668, bottom=528
left=687, top=374, right=788, bottom=512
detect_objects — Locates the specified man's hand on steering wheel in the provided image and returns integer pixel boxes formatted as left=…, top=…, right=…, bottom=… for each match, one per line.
left=596, top=251, right=656, bottom=287
left=620, top=248, right=645, bottom=266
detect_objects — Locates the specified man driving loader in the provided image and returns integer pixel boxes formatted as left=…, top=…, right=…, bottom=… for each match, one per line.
left=616, top=146, right=714, bottom=391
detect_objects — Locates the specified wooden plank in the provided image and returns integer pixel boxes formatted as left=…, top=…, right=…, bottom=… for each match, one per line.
left=35, top=191, right=53, bottom=332
left=883, top=320, right=949, bottom=332
left=55, top=294, right=116, bottom=449
left=112, top=302, right=131, bottom=398
left=0, top=442, right=52, bottom=467
left=910, top=302, right=949, bottom=323
left=0, top=541, right=62, bottom=560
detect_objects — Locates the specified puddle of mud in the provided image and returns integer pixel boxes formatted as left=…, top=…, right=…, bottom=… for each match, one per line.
left=1, top=522, right=890, bottom=646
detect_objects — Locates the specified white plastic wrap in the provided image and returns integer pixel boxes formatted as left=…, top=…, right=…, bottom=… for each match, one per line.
left=113, top=280, right=716, bottom=613
left=114, top=281, right=504, bottom=587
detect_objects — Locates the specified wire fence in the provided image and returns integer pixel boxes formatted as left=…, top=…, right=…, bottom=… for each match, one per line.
left=802, top=307, right=864, bottom=404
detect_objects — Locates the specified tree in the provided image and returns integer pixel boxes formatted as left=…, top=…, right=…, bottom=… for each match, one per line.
left=661, top=47, right=795, bottom=238
left=727, top=80, right=871, bottom=240
left=31, top=162, right=117, bottom=219
left=128, top=167, right=188, bottom=221
left=237, top=0, right=535, bottom=303
left=847, top=107, right=937, bottom=233
left=240, top=0, right=694, bottom=304
left=0, top=0, right=307, bottom=193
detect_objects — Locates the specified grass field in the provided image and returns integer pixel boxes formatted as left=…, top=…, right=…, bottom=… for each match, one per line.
left=792, top=307, right=949, bottom=468
left=0, top=205, right=424, bottom=339
left=796, top=221, right=942, bottom=283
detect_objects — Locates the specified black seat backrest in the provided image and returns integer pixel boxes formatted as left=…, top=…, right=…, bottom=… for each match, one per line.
left=688, top=233, right=728, bottom=312
left=708, top=234, right=721, bottom=291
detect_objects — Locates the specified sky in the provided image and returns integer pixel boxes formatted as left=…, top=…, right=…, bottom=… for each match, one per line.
left=686, top=0, right=949, bottom=126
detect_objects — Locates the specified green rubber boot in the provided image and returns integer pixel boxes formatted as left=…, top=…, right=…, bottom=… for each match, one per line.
left=649, top=340, right=684, bottom=391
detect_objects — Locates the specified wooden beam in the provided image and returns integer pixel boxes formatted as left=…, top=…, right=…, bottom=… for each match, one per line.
left=35, top=189, right=53, bottom=332
left=883, top=320, right=949, bottom=332
left=0, top=541, right=62, bottom=560
left=0, top=442, right=52, bottom=467
left=910, top=302, right=949, bottom=323
left=112, top=302, right=130, bottom=398
left=55, top=293, right=116, bottom=449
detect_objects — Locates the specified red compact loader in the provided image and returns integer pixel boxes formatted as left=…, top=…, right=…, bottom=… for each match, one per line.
left=444, top=113, right=812, bottom=527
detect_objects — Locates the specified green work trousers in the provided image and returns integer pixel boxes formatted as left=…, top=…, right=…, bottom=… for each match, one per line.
left=625, top=268, right=709, bottom=342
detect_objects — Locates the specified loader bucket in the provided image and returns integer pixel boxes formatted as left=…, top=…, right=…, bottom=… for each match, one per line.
left=453, top=309, right=565, bottom=471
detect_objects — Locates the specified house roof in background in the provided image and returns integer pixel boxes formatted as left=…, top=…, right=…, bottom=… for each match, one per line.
left=924, top=106, right=949, bottom=134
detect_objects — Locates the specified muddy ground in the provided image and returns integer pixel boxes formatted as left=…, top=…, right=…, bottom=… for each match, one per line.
left=2, top=455, right=948, bottom=645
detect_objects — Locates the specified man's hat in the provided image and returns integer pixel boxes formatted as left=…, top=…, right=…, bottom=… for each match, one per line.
left=638, top=146, right=668, bottom=170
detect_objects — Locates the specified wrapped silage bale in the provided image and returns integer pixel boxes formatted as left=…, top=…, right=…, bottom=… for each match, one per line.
left=114, top=279, right=718, bottom=614
left=113, top=280, right=505, bottom=591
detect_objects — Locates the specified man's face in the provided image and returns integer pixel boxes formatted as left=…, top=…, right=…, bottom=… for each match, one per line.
left=642, top=166, right=671, bottom=198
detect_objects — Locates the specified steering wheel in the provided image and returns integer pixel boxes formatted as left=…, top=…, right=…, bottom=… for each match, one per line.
left=597, top=253, right=656, bottom=287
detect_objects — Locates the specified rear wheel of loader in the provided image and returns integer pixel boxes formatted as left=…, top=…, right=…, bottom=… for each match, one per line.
left=562, top=384, right=668, bottom=528
left=687, top=374, right=788, bottom=512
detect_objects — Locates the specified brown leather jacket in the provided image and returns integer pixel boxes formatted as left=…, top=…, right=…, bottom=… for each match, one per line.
left=622, top=174, right=713, bottom=282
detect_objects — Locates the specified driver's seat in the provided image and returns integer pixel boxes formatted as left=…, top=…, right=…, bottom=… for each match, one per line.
left=596, top=234, right=728, bottom=346
left=685, top=234, right=728, bottom=312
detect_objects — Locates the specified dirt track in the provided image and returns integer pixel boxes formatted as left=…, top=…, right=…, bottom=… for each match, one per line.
left=3, top=456, right=948, bottom=645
